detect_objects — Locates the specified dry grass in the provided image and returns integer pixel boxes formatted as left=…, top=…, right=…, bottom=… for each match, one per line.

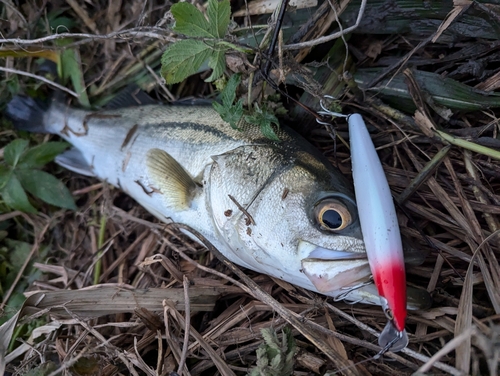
left=1, top=0, right=500, bottom=375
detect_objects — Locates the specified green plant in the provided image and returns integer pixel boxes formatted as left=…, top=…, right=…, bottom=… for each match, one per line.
left=212, top=73, right=281, bottom=140
left=161, top=0, right=237, bottom=84
left=212, top=73, right=244, bottom=129
left=248, top=327, right=297, bottom=376
left=161, top=0, right=283, bottom=140
left=0, top=139, right=76, bottom=213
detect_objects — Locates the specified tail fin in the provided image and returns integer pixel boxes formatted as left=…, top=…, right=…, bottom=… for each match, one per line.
left=5, top=95, right=51, bottom=133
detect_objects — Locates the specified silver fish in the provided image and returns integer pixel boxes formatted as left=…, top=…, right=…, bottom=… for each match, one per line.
left=6, top=95, right=429, bottom=309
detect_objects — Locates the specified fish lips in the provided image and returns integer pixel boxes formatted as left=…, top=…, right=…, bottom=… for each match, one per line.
left=299, top=240, right=371, bottom=293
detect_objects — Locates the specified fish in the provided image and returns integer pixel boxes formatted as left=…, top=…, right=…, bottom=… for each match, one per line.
left=348, top=113, right=408, bottom=351
left=5, top=94, right=430, bottom=334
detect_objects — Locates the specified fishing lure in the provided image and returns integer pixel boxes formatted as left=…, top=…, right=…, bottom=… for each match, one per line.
left=318, top=105, right=408, bottom=352
left=348, top=113, right=408, bottom=352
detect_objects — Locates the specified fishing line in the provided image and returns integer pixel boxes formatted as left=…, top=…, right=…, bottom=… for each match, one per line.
left=262, top=0, right=290, bottom=77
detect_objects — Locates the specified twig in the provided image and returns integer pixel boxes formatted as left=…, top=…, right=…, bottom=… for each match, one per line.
left=0, top=221, right=49, bottom=310
left=164, top=300, right=236, bottom=376
left=0, top=67, right=79, bottom=97
left=435, top=129, right=500, bottom=160
left=365, top=34, right=435, bottom=88
left=163, top=303, right=189, bottom=375
left=177, top=276, right=191, bottom=376
left=156, top=329, right=163, bottom=375
left=397, top=145, right=451, bottom=204
left=0, top=210, right=23, bottom=222
left=46, top=345, right=93, bottom=376
left=1, top=0, right=28, bottom=29
left=161, top=227, right=248, bottom=290
left=0, top=27, right=176, bottom=45
left=133, top=337, right=156, bottom=376
left=415, top=327, right=475, bottom=375
left=283, top=0, right=366, bottom=50
left=228, top=194, right=256, bottom=225
left=66, top=0, right=98, bottom=33
left=62, top=306, right=141, bottom=376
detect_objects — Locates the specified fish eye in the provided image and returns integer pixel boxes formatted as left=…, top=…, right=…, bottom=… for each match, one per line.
left=314, top=199, right=352, bottom=231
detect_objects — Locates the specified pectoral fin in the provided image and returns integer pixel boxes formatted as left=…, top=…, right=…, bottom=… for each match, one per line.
left=302, top=258, right=371, bottom=293
left=146, top=148, right=198, bottom=210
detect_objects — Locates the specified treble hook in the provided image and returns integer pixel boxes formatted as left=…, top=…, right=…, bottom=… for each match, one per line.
left=333, top=279, right=374, bottom=302
left=373, top=330, right=404, bottom=360
left=316, top=95, right=348, bottom=129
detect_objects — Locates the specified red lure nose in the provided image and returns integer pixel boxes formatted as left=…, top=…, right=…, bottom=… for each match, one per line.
left=373, top=260, right=407, bottom=332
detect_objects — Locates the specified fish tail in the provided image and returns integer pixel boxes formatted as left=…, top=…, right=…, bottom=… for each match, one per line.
left=5, top=95, right=52, bottom=133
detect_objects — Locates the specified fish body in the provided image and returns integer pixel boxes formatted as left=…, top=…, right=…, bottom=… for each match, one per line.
left=6, top=96, right=427, bottom=313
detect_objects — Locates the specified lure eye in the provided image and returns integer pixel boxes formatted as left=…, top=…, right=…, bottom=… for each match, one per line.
left=314, top=199, right=352, bottom=231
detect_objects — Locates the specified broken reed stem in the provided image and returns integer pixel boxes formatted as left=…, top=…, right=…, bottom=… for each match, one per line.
left=93, top=215, right=107, bottom=285
left=177, top=276, right=191, bottom=376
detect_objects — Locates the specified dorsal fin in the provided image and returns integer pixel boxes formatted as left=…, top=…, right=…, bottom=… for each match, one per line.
left=104, top=85, right=158, bottom=109
left=146, top=148, right=198, bottom=210
left=171, top=97, right=213, bottom=106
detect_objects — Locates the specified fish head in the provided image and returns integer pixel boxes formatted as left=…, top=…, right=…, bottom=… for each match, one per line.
left=208, top=145, right=370, bottom=291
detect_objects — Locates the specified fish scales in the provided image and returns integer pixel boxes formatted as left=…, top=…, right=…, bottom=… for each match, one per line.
left=51, top=104, right=268, bottom=181
left=5, top=95, right=430, bottom=314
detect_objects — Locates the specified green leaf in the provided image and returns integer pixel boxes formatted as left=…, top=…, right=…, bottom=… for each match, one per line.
left=355, top=68, right=500, bottom=112
left=23, top=361, right=58, bottom=376
left=16, top=169, right=76, bottom=210
left=172, top=0, right=231, bottom=39
left=18, top=142, right=69, bottom=169
left=248, top=327, right=296, bottom=376
left=213, top=99, right=243, bottom=129
left=213, top=73, right=243, bottom=128
left=1, top=175, right=37, bottom=213
left=207, top=0, right=231, bottom=38
left=171, top=2, right=213, bottom=38
left=4, top=139, right=29, bottom=167
left=162, top=0, right=231, bottom=84
left=7, top=240, right=32, bottom=272
left=161, top=40, right=212, bottom=84
left=0, top=165, right=12, bottom=191
left=245, top=105, right=281, bottom=141
left=206, top=47, right=226, bottom=82
left=222, top=73, right=240, bottom=106
left=58, top=41, right=90, bottom=108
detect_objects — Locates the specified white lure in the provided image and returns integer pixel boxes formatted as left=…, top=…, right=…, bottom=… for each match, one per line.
left=348, top=113, right=408, bottom=352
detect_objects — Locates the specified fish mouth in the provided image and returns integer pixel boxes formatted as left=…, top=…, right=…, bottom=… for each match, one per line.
left=297, top=240, right=366, bottom=260
left=298, top=240, right=371, bottom=294
left=297, top=241, right=433, bottom=310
